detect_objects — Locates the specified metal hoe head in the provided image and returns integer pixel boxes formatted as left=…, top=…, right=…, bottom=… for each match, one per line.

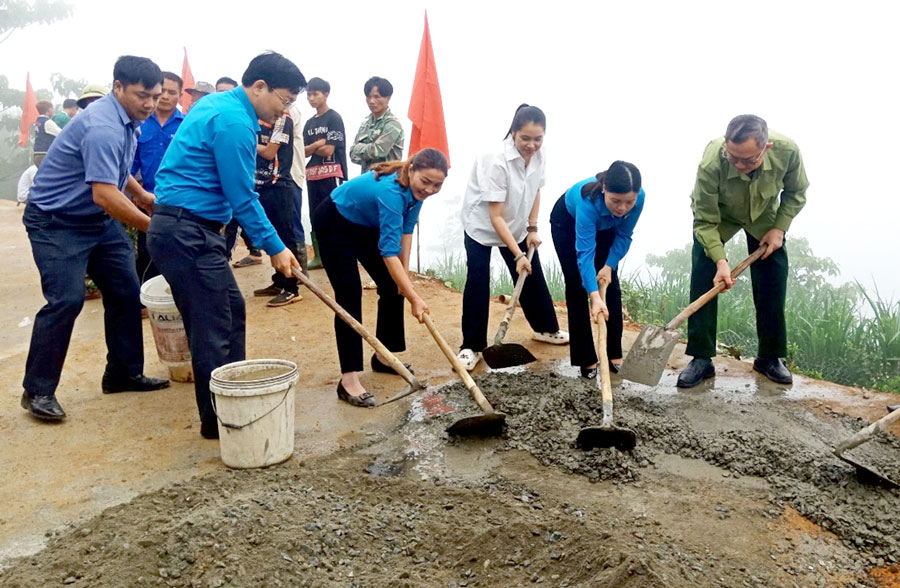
left=446, top=412, right=507, bottom=437
left=832, top=406, right=900, bottom=489
left=833, top=451, right=899, bottom=489
left=576, top=425, right=637, bottom=451
left=618, top=325, right=681, bottom=387
left=481, top=343, right=537, bottom=369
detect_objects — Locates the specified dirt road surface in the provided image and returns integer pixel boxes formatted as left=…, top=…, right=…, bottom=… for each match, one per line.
left=0, top=200, right=898, bottom=587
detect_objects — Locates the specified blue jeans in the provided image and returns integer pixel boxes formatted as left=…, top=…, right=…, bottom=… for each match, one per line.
left=147, top=210, right=245, bottom=427
left=23, top=204, right=144, bottom=396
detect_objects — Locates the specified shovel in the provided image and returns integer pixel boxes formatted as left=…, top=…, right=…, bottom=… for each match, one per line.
left=482, top=245, right=538, bottom=369
left=292, top=269, right=427, bottom=401
left=833, top=406, right=900, bottom=489
left=422, top=312, right=506, bottom=436
left=577, top=281, right=637, bottom=451
left=619, top=245, right=766, bottom=387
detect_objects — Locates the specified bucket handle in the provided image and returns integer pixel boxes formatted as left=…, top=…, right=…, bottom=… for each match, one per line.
left=210, top=387, right=291, bottom=431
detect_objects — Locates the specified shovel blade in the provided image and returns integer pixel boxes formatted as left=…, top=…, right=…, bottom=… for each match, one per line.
left=481, top=343, right=537, bottom=369
left=446, top=412, right=507, bottom=437
left=576, top=425, right=637, bottom=451
left=619, top=325, right=681, bottom=387
left=834, top=451, right=900, bottom=489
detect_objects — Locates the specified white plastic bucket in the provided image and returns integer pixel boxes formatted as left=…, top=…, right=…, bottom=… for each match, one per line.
left=140, top=275, right=193, bottom=382
left=210, top=359, right=299, bottom=469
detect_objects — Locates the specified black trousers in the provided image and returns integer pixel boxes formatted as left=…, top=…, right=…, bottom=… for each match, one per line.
left=550, top=194, right=623, bottom=366
left=460, top=232, right=559, bottom=352
left=135, top=230, right=159, bottom=283
left=259, top=183, right=300, bottom=294
left=307, top=177, right=339, bottom=221
left=147, top=210, right=245, bottom=427
left=686, top=232, right=788, bottom=359
left=224, top=220, right=259, bottom=259
left=312, top=198, right=406, bottom=373
left=23, top=204, right=144, bottom=396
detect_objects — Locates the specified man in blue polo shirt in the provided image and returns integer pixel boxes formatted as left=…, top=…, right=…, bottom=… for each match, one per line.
left=22, top=56, right=170, bottom=423
left=131, top=71, right=184, bottom=282
left=148, top=52, right=304, bottom=439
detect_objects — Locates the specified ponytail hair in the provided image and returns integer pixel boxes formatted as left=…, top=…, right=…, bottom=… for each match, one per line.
left=504, top=103, right=546, bottom=139
left=372, top=148, right=449, bottom=188
left=581, top=160, right=642, bottom=201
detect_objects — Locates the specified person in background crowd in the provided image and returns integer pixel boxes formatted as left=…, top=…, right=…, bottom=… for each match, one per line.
left=550, top=161, right=645, bottom=379
left=677, top=114, right=808, bottom=388
left=52, top=98, right=78, bottom=129
left=183, top=81, right=214, bottom=113
left=32, top=100, right=62, bottom=166
left=17, top=163, right=38, bottom=205
left=215, top=77, right=238, bottom=92
left=457, top=104, right=567, bottom=371
left=313, top=149, right=447, bottom=407
left=349, top=76, right=404, bottom=173
left=148, top=52, right=305, bottom=439
left=251, top=106, right=304, bottom=307
left=76, top=84, right=108, bottom=110
left=303, top=77, right=347, bottom=270
left=21, top=55, right=169, bottom=423
left=288, top=101, right=308, bottom=275
left=131, top=71, right=184, bottom=283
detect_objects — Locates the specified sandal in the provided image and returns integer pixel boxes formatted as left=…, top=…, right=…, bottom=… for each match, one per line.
left=233, top=256, right=262, bottom=268
left=336, top=381, right=375, bottom=408
left=532, top=330, right=570, bottom=345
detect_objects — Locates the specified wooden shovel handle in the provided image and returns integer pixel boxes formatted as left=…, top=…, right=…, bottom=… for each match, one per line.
left=293, top=268, right=423, bottom=390
left=422, top=313, right=496, bottom=415
left=493, top=245, right=536, bottom=345
left=665, top=245, right=766, bottom=331
left=595, top=281, right=613, bottom=408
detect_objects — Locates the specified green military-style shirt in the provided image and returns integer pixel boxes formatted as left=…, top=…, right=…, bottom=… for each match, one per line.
left=349, top=107, right=405, bottom=172
left=690, top=130, right=808, bottom=262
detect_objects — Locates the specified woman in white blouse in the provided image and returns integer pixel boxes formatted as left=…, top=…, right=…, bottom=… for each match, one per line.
left=457, top=104, right=568, bottom=371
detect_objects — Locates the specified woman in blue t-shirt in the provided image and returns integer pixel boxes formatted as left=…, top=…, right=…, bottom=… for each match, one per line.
left=549, top=161, right=645, bottom=379
left=312, top=148, right=448, bottom=407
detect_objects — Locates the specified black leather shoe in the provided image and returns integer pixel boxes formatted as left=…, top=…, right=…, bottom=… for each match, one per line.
left=200, top=419, right=220, bottom=440
left=608, top=361, right=621, bottom=375
left=102, top=372, right=170, bottom=394
left=676, top=358, right=715, bottom=388
left=370, top=354, right=414, bottom=376
left=336, top=381, right=375, bottom=408
left=580, top=366, right=598, bottom=379
left=21, top=392, right=66, bottom=421
left=888, top=405, right=900, bottom=414
left=753, top=357, right=793, bottom=385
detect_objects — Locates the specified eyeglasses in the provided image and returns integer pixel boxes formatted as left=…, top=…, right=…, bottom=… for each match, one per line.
left=721, top=144, right=767, bottom=167
left=271, top=88, right=295, bottom=107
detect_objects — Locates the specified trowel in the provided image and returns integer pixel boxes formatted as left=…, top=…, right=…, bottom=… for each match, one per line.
left=833, top=406, right=900, bottom=489
left=482, top=245, right=537, bottom=369
left=618, top=246, right=765, bottom=387
left=577, top=282, right=637, bottom=451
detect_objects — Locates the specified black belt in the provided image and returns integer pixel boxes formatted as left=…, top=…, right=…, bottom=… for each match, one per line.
left=153, top=204, right=224, bottom=233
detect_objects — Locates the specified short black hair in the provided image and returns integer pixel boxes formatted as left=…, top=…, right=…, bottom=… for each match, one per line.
left=162, top=71, right=183, bottom=90
left=62, top=98, right=77, bottom=109
left=364, top=76, right=393, bottom=97
left=307, top=77, right=330, bottom=94
left=241, top=52, right=306, bottom=94
left=216, top=76, right=238, bottom=88
left=113, top=55, right=163, bottom=89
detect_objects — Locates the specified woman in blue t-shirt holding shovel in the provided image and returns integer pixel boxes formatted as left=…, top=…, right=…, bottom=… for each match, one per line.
left=550, top=161, right=645, bottom=379
left=312, top=148, right=448, bottom=407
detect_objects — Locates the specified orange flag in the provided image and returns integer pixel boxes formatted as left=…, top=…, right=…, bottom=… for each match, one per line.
left=18, top=73, right=38, bottom=147
left=407, top=12, right=449, bottom=166
left=180, top=47, right=195, bottom=112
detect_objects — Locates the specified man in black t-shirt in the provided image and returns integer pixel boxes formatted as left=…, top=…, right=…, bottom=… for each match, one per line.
left=252, top=109, right=303, bottom=306
left=302, top=77, right=347, bottom=269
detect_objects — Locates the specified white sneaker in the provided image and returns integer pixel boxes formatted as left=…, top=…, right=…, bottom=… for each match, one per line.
left=532, top=330, right=570, bottom=345
left=457, top=348, right=481, bottom=371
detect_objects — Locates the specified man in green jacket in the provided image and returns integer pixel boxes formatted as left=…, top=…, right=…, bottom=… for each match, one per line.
left=349, top=76, right=404, bottom=172
left=677, top=114, right=808, bottom=388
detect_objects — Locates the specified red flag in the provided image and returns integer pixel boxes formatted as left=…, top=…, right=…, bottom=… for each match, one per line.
left=180, top=47, right=195, bottom=112
left=407, top=12, right=450, bottom=166
left=18, top=73, right=38, bottom=147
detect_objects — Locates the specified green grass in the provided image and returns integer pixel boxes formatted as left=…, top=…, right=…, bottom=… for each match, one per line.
left=425, top=236, right=900, bottom=395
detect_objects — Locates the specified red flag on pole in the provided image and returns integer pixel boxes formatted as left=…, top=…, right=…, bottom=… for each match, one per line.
left=18, top=73, right=38, bottom=147
left=180, top=47, right=195, bottom=112
left=407, top=12, right=450, bottom=166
